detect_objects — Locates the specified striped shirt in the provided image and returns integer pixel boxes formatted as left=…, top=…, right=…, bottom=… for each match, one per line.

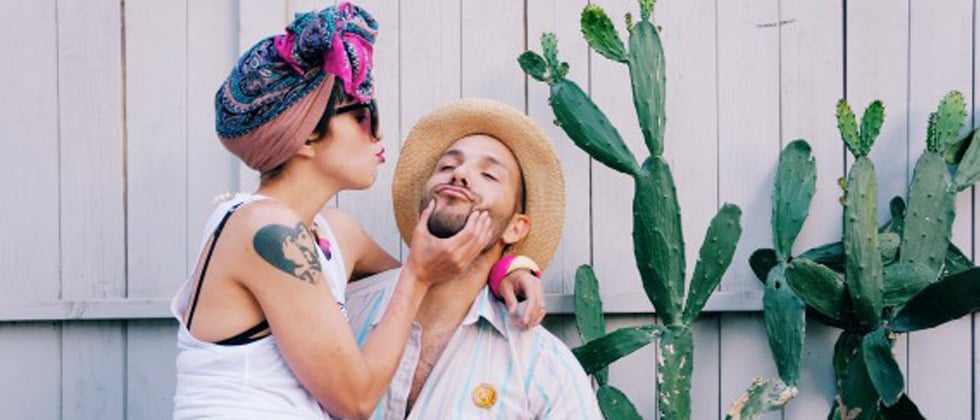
left=345, top=270, right=602, bottom=420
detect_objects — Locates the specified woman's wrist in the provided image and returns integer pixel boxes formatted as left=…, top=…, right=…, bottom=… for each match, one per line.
left=489, top=255, right=541, bottom=298
left=401, top=257, right=430, bottom=290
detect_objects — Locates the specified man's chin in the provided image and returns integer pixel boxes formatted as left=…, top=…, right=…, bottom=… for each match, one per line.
left=427, top=212, right=469, bottom=238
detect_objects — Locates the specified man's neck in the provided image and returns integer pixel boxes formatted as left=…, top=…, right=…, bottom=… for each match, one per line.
left=415, top=251, right=498, bottom=332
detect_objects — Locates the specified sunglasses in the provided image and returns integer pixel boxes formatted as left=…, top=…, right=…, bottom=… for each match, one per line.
left=335, top=100, right=380, bottom=139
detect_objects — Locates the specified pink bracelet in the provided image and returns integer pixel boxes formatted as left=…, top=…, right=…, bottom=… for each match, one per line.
left=489, top=255, right=541, bottom=299
left=489, top=255, right=518, bottom=298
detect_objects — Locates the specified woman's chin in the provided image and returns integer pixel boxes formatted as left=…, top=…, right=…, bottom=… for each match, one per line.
left=349, top=173, right=379, bottom=191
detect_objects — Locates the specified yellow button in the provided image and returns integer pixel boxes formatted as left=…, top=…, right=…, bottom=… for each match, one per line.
left=472, top=383, right=497, bottom=409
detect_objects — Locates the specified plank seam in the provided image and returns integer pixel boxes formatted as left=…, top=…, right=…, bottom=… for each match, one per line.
left=969, top=4, right=979, bottom=419
left=56, top=0, right=64, bottom=302
left=121, top=0, right=130, bottom=299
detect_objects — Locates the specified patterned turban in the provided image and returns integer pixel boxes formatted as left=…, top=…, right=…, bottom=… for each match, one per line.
left=215, top=2, right=377, bottom=173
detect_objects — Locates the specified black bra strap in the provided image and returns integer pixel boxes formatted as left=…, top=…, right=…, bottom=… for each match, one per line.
left=215, top=320, right=271, bottom=345
left=185, top=202, right=245, bottom=330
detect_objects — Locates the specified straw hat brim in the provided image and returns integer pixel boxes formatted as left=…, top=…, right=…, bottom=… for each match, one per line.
left=391, top=98, right=565, bottom=269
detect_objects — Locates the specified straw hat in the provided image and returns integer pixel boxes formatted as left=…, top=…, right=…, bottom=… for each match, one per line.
left=391, top=98, right=565, bottom=269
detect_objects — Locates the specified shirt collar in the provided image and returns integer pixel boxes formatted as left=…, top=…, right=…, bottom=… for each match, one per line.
left=370, top=285, right=509, bottom=338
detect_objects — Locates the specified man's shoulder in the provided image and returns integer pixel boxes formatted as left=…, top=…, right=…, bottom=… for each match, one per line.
left=491, top=305, right=579, bottom=365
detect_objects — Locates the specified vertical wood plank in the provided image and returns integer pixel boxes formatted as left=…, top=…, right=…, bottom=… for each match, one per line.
left=792, top=324, right=838, bottom=416
left=659, top=0, right=720, bottom=293
left=658, top=1, right=723, bottom=416
left=974, top=4, right=979, bottom=415
left=62, top=323, right=125, bottom=420
left=584, top=2, right=660, bottom=412
left=906, top=1, right=974, bottom=417
left=527, top=0, right=590, bottom=293
left=286, top=0, right=322, bottom=16
left=692, top=315, right=721, bottom=419
left=236, top=0, right=288, bottom=194
left=126, top=320, right=179, bottom=420
left=716, top=0, right=780, bottom=293
left=57, top=3, right=128, bottom=416
left=845, top=0, right=912, bottom=397
left=606, top=315, right=658, bottom=419
left=336, top=0, right=402, bottom=258
left=780, top=0, right=844, bottom=255
left=399, top=0, right=461, bottom=259
left=0, top=0, right=60, bottom=303
left=716, top=0, right=782, bottom=418
left=460, top=0, right=525, bottom=109
left=779, top=0, right=843, bottom=416
left=187, top=0, right=239, bottom=265
left=848, top=1, right=911, bottom=217
left=0, top=323, right=61, bottom=420
left=399, top=0, right=461, bottom=137
left=590, top=0, right=645, bottom=299
left=58, top=0, right=126, bottom=300
left=125, top=0, right=188, bottom=299
left=719, top=314, right=782, bottom=419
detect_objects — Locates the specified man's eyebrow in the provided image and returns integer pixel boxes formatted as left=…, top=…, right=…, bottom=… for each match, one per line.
left=482, top=155, right=507, bottom=170
left=440, top=148, right=513, bottom=172
left=440, top=149, right=463, bottom=159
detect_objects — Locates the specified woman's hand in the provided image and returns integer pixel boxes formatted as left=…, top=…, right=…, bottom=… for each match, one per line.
left=496, top=269, right=546, bottom=328
left=403, top=200, right=495, bottom=287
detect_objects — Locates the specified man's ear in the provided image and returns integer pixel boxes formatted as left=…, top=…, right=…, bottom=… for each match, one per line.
left=501, top=214, right=530, bottom=245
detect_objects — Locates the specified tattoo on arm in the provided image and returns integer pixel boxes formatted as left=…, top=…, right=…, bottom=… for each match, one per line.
left=253, top=223, right=322, bottom=284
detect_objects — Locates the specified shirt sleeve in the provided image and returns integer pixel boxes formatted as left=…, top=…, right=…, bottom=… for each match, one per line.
left=526, top=333, right=604, bottom=420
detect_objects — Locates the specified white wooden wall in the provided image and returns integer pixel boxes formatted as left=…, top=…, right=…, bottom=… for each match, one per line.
left=0, top=1, right=977, bottom=419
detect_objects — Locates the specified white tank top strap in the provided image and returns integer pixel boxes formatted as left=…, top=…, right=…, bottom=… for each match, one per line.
left=313, top=213, right=349, bottom=317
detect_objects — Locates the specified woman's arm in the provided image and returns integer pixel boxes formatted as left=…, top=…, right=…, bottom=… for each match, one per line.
left=319, top=208, right=400, bottom=281
left=230, top=201, right=492, bottom=419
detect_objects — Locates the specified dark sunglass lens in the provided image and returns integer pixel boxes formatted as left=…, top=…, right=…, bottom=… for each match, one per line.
left=370, top=101, right=379, bottom=138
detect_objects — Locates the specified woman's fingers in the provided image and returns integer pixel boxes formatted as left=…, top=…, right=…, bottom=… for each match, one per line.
left=446, top=210, right=492, bottom=256
left=413, top=200, right=436, bottom=237
left=519, top=273, right=545, bottom=327
left=498, top=281, right=519, bottom=315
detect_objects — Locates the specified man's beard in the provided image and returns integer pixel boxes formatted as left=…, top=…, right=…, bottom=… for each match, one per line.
left=426, top=199, right=475, bottom=238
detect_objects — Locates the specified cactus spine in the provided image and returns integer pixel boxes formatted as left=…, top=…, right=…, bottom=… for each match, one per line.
left=521, top=2, right=743, bottom=418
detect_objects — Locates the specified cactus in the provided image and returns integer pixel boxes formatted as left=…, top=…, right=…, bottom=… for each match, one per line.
left=573, top=265, right=644, bottom=419
left=725, top=378, right=796, bottom=420
left=626, top=7, right=666, bottom=156
left=762, top=264, right=805, bottom=386
left=580, top=5, right=627, bottom=63
left=751, top=94, right=980, bottom=420
left=524, top=2, right=743, bottom=418
left=843, top=157, right=883, bottom=330
left=727, top=139, right=818, bottom=416
left=772, top=140, right=818, bottom=261
left=927, top=91, right=967, bottom=154
left=900, top=152, right=954, bottom=274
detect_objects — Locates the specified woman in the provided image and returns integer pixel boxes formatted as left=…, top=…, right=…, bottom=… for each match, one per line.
left=171, top=3, right=543, bottom=419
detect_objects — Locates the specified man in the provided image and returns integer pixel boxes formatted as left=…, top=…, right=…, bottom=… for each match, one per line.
left=345, top=98, right=602, bottom=419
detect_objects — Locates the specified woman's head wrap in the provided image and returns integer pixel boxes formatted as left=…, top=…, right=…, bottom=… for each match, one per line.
left=215, top=2, right=377, bottom=173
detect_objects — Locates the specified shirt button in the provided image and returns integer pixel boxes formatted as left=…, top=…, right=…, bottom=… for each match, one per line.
left=472, top=383, right=497, bottom=409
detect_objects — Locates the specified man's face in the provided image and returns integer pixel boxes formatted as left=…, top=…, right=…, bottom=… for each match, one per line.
left=419, top=134, right=525, bottom=244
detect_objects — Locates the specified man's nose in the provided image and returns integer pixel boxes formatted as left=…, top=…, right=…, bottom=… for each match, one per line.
left=451, top=166, right=470, bottom=188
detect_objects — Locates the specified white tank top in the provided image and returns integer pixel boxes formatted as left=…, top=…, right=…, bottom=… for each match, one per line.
left=170, top=193, right=347, bottom=419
